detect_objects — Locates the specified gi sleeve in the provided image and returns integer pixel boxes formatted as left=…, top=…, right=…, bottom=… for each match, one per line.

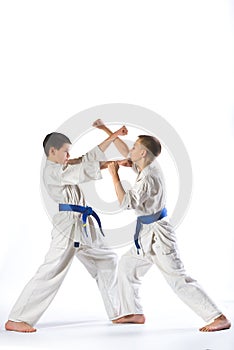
left=121, top=175, right=159, bottom=210
left=60, top=161, right=102, bottom=185
left=81, top=146, right=107, bottom=162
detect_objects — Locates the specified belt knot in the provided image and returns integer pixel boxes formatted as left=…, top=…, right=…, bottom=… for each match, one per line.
left=84, top=206, right=93, bottom=216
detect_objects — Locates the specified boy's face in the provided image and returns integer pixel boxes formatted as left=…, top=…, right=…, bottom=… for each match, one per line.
left=129, top=139, right=146, bottom=162
left=51, top=143, right=71, bottom=165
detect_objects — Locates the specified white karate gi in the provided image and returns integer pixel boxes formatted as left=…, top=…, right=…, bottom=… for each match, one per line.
left=9, top=146, right=119, bottom=325
left=118, top=161, right=222, bottom=323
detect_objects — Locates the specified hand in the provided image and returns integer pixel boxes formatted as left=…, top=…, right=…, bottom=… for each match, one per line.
left=92, top=118, right=104, bottom=128
left=108, top=161, right=119, bottom=176
left=117, top=159, right=133, bottom=167
left=115, top=125, right=128, bottom=137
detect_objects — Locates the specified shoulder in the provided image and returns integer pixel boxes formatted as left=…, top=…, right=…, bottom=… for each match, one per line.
left=148, top=161, right=164, bottom=178
left=44, top=160, right=62, bottom=179
left=145, top=163, right=164, bottom=187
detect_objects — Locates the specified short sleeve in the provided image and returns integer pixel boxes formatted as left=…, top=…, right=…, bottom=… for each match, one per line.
left=61, top=161, right=102, bottom=185
left=81, top=146, right=106, bottom=162
left=121, top=175, right=160, bottom=211
left=121, top=180, right=149, bottom=210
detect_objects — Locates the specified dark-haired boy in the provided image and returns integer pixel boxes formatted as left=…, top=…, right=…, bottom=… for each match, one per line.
left=5, top=127, right=127, bottom=333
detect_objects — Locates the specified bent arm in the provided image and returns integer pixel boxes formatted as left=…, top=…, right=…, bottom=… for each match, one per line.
left=113, top=178, right=126, bottom=204
left=98, top=126, right=128, bottom=153
left=101, top=125, right=129, bottom=157
left=93, top=119, right=129, bottom=157
left=100, top=158, right=133, bottom=170
left=67, top=146, right=106, bottom=165
left=61, top=161, right=102, bottom=185
left=108, top=162, right=126, bottom=204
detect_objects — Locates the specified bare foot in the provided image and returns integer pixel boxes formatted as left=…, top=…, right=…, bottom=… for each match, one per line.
left=112, top=314, right=145, bottom=324
left=92, top=118, right=105, bottom=128
left=199, top=314, right=231, bottom=332
left=5, top=320, right=37, bottom=333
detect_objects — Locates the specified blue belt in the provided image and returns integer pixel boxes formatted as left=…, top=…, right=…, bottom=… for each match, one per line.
left=59, top=204, right=105, bottom=248
left=134, top=208, right=167, bottom=254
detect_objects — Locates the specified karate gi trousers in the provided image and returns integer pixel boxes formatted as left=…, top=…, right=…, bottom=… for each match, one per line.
left=8, top=226, right=119, bottom=326
left=118, top=219, right=222, bottom=323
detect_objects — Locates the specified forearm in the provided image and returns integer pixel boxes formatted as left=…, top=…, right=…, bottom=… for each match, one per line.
left=112, top=174, right=126, bottom=204
left=113, top=138, right=129, bottom=158
left=98, top=133, right=118, bottom=153
left=101, top=159, right=132, bottom=170
left=100, top=161, right=114, bottom=170
left=67, top=156, right=82, bottom=165
left=100, top=125, right=129, bottom=157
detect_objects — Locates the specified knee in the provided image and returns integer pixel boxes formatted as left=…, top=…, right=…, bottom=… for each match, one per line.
left=168, top=275, right=197, bottom=292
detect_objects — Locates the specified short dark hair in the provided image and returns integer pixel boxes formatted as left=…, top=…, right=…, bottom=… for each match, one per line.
left=138, top=135, right=161, bottom=157
left=43, top=132, right=72, bottom=156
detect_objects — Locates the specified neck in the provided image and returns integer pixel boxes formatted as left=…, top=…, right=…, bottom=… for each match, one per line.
left=47, top=155, right=61, bottom=164
left=47, top=155, right=56, bottom=163
left=135, top=159, right=151, bottom=172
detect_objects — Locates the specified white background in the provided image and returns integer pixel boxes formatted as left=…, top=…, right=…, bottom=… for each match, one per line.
left=0, top=0, right=233, bottom=343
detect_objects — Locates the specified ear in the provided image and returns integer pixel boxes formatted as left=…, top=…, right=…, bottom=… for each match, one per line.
left=141, top=149, right=147, bottom=158
left=49, top=146, right=56, bottom=156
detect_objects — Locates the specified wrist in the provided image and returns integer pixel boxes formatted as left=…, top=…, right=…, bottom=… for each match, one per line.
left=110, top=132, right=118, bottom=141
left=112, top=174, right=120, bottom=183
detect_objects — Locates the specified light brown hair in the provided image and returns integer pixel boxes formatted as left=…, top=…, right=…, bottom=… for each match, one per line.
left=138, top=135, right=161, bottom=157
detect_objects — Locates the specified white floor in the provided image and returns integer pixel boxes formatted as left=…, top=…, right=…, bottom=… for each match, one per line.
left=1, top=242, right=233, bottom=350
left=1, top=301, right=233, bottom=350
